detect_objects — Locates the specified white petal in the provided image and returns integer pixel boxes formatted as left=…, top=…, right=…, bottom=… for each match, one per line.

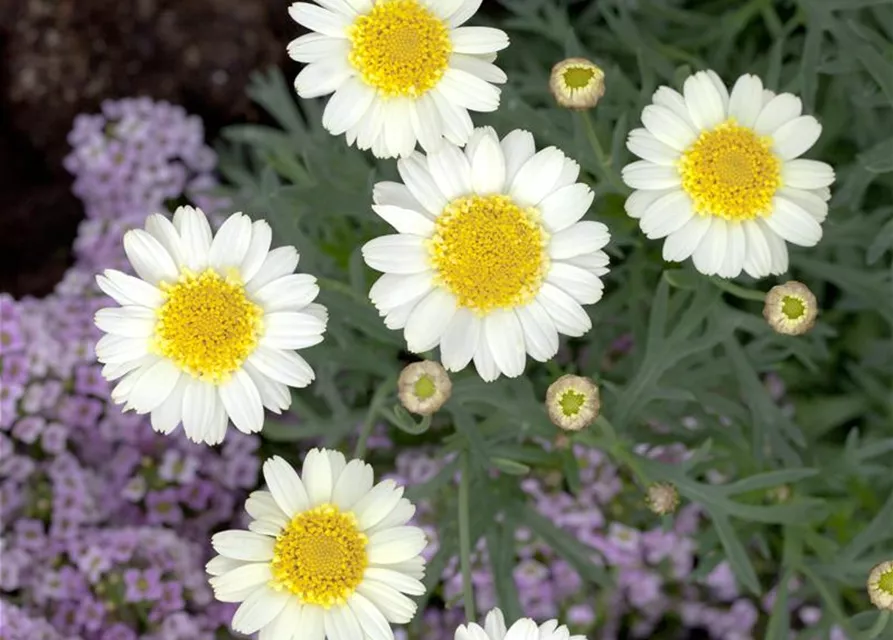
left=263, top=311, right=327, bottom=350
left=641, top=105, right=697, bottom=151
left=516, top=301, right=559, bottom=363
left=372, top=205, right=436, bottom=238
left=692, top=218, right=728, bottom=276
left=470, top=134, right=506, bottom=194
left=243, top=362, right=290, bottom=413
left=332, top=459, right=374, bottom=511
left=209, top=213, right=252, bottom=271
left=181, top=378, right=218, bottom=443
left=728, top=74, right=764, bottom=128
left=231, top=586, right=291, bottom=635
left=94, top=307, right=155, bottom=338
left=364, top=568, right=425, bottom=596
left=263, top=456, right=311, bottom=517
left=356, top=582, right=416, bottom=624
left=246, top=247, right=299, bottom=292
left=211, top=563, right=273, bottom=598
left=245, top=490, right=290, bottom=528
left=123, top=229, right=179, bottom=285
left=150, top=376, right=187, bottom=435
left=546, top=263, right=604, bottom=305
left=777, top=187, right=828, bottom=222
left=450, top=54, right=507, bottom=85
left=302, top=448, right=335, bottom=506
left=500, top=129, right=535, bottom=186
left=287, top=33, right=349, bottom=63
left=537, top=283, right=591, bottom=337
left=212, top=530, right=275, bottom=562
left=626, top=128, right=680, bottom=165
left=652, top=86, right=695, bottom=127
left=373, top=181, right=426, bottom=212
left=662, top=215, right=711, bottom=263
left=639, top=191, right=696, bottom=240
left=408, top=94, right=444, bottom=154
left=427, top=144, right=473, bottom=201
left=758, top=219, right=789, bottom=274
left=540, top=183, right=594, bottom=232
left=362, top=235, right=430, bottom=274
left=96, top=269, right=164, bottom=308
left=448, top=0, right=483, bottom=26
left=367, top=527, right=427, bottom=564
left=439, top=307, right=480, bottom=372
left=510, top=147, right=566, bottom=206
left=624, top=188, right=674, bottom=220
left=398, top=152, right=449, bottom=216
left=353, top=480, right=404, bottom=530
left=206, top=555, right=246, bottom=577
left=253, top=274, right=319, bottom=313
left=684, top=71, right=726, bottom=130
left=247, top=346, right=315, bottom=388
left=719, top=222, right=746, bottom=278
left=622, top=161, right=681, bottom=190
left=241, top=221, right=274, bottom=283
left=782, top=159, right=835, bottom=190
left=549, top=221, right=610, bottom=259
left=437, top=68, right=501, bottom=112
left=450, top=27, right=509, bottom=54
left=127, top=358, right=181, bottom=414
left=348, top=593, right=394, bottom=640
left=324, top=604, right=363, bottom=640
left=369, top=272, right=435, bottom=313
left=381, top=99, right=417, bottom=159
left=144, top=213, right=186, bottom=267
left=705, top=69, right=730, bottom=112
left=173, top=206, right=212, bottom=271
left=485, top=609, right=507, bottom=639
left=366, top=499, right=416, bottom=534
left=219, top=369, right=265, bottom=434
left=264, top=600, right=305, bottom=640
left=287, top=2, right=351, bottom=37
left=483, top=310, right=526, bottom=378
left=742, top=220, right=773, bottom=279
left=754, top=93, right=802, bottom=135
left=772, top=116, right=822, bottom=160
left=472, top=329, right=500, bottom=381
left=404, top=288, right=457, bottom=353
left=430, top=88, right=473, bottom=146
left=764, top=197, right=823, bottom=246
left=294, top=60, right=353, bottom=99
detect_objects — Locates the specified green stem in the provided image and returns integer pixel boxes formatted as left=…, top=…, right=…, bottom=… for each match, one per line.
left=580, top=110, right=628, bottom=195
left=709, top=276, right=767, bottom=302
left=353, top=373, right=397, bottom=459
left=458, top=450, right=476, bottom=623
left=867, top=610, right=891, bottom=640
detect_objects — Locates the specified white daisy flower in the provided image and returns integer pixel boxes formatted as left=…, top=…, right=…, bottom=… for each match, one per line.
left=208, top=450, right=427, bottom=639
left=361, top=126, right=611, bottom=382
left=455, top=608, right=586, bottom=640
left=622, top=70, right=835, bottom=279
left=93, top=206, right=327, bottom=445
left=287, top=0, right=509, bottom=159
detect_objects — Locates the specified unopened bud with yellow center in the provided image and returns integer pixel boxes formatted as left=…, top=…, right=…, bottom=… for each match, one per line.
left=646, top=482, right=679, bottom=515
left=397, top=360, right=451, bottom=416
left=546, top=374, right=600, bottom=431
left=763, top=281, right=818, bottom=336
left=868, top=561, right=893, bottom=610
left=549, top=58, right=605, bottom=110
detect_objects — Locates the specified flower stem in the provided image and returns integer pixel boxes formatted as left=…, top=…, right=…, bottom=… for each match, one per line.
left=867, top=610, right=891, bottom=639
left=458, top=449, right=476, bottom=623
left=580, top=110, right=628, bottom=195
left=353, top=373, right=397, bottom=459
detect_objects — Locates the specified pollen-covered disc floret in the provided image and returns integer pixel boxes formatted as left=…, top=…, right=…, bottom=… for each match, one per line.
left=362, top=126, right=611, bottom=382
left=763, top=280, right=818, bottom=336
left=622, top=69, right=835, bottom=279
left=288, top=0, right=510, bottom=158
left=93, top=206, right=327, bottom=445
left=207, top=450, right=428, bottom=639
left=454, top=607, right=587, bottom=640
left=868, top=561, right=893, bottom=611
left=549, top=57, right=605, bottom=110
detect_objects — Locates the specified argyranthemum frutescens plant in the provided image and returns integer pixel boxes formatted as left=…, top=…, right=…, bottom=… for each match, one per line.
left=68, top=1, right=893, bottom=640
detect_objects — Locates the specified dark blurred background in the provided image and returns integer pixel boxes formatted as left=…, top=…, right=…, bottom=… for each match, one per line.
left=0, top=0, right=295, bottom=297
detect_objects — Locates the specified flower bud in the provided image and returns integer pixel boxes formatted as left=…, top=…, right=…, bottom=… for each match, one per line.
left=763, top=280, right=818, bottom=336
left=397, top=360, right=451, bottom=416
left=868, top=561, right=893, bottom=610
left=645, top=482, right=679, bottom=515
left=545, top=374, right=600, bottom=431
left=549, top=58, right=606, bottom=110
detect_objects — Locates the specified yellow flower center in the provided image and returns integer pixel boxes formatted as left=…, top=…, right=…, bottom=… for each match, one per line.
left=562, top=67, right=596, bottom=89
left=427, top=194, right=549, bottom=314
left=270, top=504, right=368, bottom=608
left=413, top=374, right=436, bottom=400
left=879, top=569, right=893, bottom=594
left=153, top=268, right=262, bottom=383
left=781, top=295, right=806, bottom=320
left=348, top=0, right=452, bottom=98
left=559, top=389, right=586, bottom=417
left=678, top=119, right=781, bottom=221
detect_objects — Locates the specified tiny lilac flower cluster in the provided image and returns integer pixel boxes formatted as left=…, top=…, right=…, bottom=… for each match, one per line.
left=62, top=97, right=227, bottom=271
left=1, top=101, right=249, bottom=639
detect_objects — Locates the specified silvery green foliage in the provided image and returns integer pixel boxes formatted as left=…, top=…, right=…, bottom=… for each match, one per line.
left=215, top=0, right=892, bottom=637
